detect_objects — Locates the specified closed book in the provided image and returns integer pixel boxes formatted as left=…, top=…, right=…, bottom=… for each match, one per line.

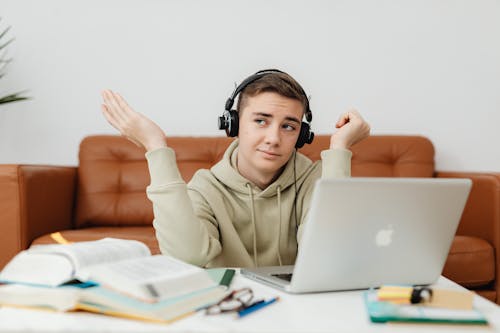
left=0, top=284, right=80, bottom=312
left=0, top=283, right=227, bottom=323
left=78, top=284, right=226, bottom=323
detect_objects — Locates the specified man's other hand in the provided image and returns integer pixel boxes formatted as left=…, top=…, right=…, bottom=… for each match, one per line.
left=330, top=109, right=370, bottom=150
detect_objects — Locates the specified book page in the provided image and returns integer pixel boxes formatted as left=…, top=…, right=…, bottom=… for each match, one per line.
left=86, top=255, right=216, bottom=301
left=30, top=238, right=151, bottom=272
left=401, top=306, right=486, bottom=320
left=0, top=252, right=75, bottom=286
left=95, top=255, right=196, bottom=282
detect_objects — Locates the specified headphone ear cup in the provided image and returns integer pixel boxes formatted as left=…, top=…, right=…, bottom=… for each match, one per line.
left=296, top=122, right=314, bottom=148
left=218, top=110, right=239, bottom=137
left=227, top=110, right=239, bottom=137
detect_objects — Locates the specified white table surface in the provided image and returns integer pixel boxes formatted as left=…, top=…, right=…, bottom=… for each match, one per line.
left=0, top=275, right=498, bottom=333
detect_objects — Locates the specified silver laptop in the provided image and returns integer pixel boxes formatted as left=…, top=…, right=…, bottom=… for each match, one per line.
left=241, top=177, right=471, bottom=293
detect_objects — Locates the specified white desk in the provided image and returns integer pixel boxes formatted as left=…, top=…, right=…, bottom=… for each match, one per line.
left=0, top=275, right=498, bottom=333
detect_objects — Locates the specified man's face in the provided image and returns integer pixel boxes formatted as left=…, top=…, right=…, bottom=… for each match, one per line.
left=237, top=91, right=304, bottom=183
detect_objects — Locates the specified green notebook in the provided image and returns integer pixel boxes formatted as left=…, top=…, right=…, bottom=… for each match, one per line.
left=364, top=290, right=488, bottom=325
left=206, top=268, right=235, bottom=287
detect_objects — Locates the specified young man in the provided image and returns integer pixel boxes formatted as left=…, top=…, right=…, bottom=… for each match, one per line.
left=101, top=70, right=370, bottom=268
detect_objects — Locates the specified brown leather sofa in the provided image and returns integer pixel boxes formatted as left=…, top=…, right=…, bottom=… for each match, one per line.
left=0, top=135, right=498, bottom=303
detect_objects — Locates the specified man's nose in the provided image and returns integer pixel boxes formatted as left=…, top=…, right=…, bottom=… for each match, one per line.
left=264, top=124, right=281, bottom=145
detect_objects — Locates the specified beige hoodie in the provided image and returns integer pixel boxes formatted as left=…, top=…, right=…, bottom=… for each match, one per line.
left=146, top=139, right=351, bottom=268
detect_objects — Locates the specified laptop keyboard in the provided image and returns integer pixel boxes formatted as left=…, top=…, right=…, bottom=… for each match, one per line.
left=272, top=273, right=293, bottom=282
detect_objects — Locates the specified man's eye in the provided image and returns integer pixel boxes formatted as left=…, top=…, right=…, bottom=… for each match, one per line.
left=255, top=119, right=266, bottom=125
left=283, top=124, right=296, bottom=131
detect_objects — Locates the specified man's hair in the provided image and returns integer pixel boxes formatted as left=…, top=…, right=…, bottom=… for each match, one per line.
left=236, top=72, right=308, bottom=114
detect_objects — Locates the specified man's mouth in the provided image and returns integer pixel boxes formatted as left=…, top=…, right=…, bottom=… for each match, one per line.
left=257, top=149, right=281, bottom=157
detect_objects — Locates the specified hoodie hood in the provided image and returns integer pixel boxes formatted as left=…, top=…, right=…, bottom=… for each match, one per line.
left=211, top=139, right=313, bottom=196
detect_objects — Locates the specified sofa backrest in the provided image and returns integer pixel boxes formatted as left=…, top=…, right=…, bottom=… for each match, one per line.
left=74, top=135, right=434, bottom=228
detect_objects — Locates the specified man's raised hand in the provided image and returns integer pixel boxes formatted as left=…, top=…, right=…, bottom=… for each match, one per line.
left=329, top=109, right=370, bottom=150
left=101, top=90, right=168, bottom=151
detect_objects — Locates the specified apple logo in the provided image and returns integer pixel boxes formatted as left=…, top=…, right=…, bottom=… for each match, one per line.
left=375, top=225, right=394, bottom=247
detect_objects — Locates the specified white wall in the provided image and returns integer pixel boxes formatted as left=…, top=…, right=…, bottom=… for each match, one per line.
left=1, top=0, right=499, bottom=172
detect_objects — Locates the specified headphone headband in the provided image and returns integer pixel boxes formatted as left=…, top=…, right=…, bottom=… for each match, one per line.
left=219, top=69, right=314, bottom=148
left=225, top=69, right=312, bottom=122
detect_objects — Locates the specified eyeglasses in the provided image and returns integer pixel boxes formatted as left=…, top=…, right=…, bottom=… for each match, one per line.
left=206, top=288, right=255, bottom=315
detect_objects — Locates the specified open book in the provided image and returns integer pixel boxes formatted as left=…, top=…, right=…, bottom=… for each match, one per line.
left=0, top=238, right=218, bottom=302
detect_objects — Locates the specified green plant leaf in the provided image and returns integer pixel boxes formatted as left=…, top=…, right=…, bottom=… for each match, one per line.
left=0, top=22, right=14, bottom=55
left=0, top=26, right=12, bottom=42
left=0, top=18, right=29, bottom=107
left=0, top=92, right=30, bottom=105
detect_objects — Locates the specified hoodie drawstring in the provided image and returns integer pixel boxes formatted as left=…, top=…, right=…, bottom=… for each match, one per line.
left=246, top=183, right=283, bottom=267
left=246, top=183, right=258, bottom=267
left=276, top=186, right=283, bottom=266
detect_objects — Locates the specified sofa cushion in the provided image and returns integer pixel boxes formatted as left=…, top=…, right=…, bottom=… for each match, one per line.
left=74, top=136, right=234, bottom=228
left=301, top=135, right=435, bottom=177
left=75, top=136, right=153, bottom=228
left=442, top=235, right=495, bottom=288
left=31, top=227, right=160, bottom=255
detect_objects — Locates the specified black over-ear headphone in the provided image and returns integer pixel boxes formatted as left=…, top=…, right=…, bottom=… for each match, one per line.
left=218, top=69, right=314, bottom=148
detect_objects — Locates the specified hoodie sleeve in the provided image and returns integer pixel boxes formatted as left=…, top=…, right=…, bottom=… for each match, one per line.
left=320, top=148, right=352, bottom=178
left=297, top=148, right=353, bottom=242
left=145, top=147, right=222, bottom=267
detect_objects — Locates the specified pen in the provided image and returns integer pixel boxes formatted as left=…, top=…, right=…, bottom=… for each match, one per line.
left=237, top=297, right=279, bottom=318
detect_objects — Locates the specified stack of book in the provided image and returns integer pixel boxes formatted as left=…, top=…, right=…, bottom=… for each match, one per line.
left=0, top=238, right=230, bottom=323
left=364, top=285, right=488, bottom=325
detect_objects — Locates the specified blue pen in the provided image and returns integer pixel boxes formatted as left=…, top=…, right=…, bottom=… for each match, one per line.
left=238, top=297, right=280, bottom=318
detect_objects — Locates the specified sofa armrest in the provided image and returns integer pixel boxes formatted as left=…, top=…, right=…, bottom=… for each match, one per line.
left=0, top=165, right=77, bottom=268
left=436, top=171, right=500, bottom=296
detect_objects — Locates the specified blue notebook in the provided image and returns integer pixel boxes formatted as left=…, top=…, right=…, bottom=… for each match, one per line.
left=364, top=290, right=488, bottom=325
